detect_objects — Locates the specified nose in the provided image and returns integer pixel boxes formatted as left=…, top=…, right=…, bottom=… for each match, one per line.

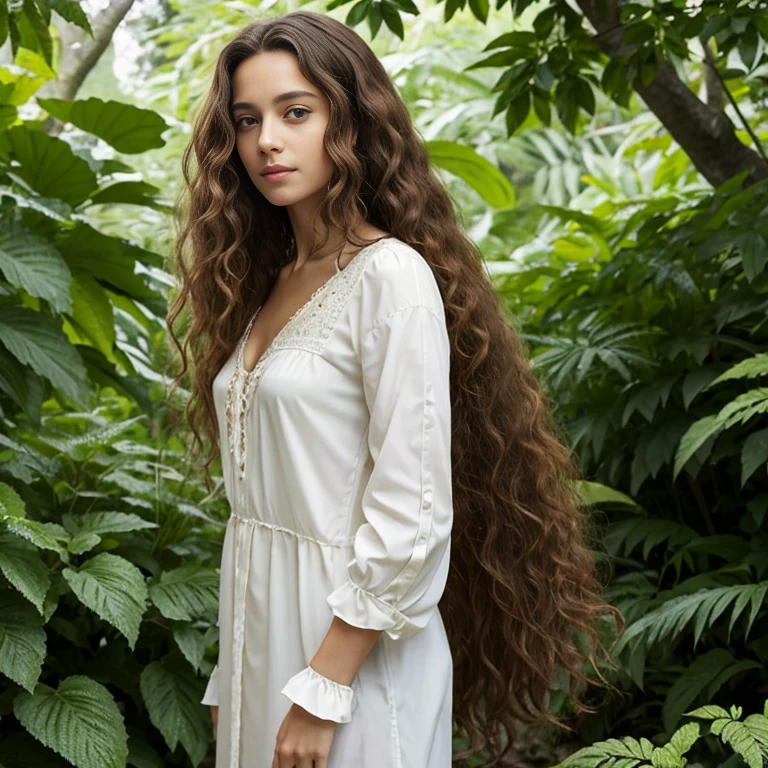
left=256, top=113, right=283, bottom=154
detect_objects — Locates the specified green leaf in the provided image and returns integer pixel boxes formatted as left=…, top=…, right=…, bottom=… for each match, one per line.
left=710, top=354, right=768, bottom=387
left=686, top=704, right=731, bottom=719
left=742, top=427, right=768, bottom=486
left=467, top=0, right=489, bottom=24
left=0, top=125, right=98, bottom=206
left=73, top=511, right=158, bottom=536
left=0, top=529, right=50, bottom=613
left=668, top=722, right=701, bottom=755
left=736, top=232, right=768, bottom=282
left=0, top=306, right=89, bottom=404
left=682, top=368, right=722, bottom=408
left=0, top=218, right=73, bottom=314
left=426, top=139, right=515, bottom=208
left=718, top=719, right=763, bottom=768
left=380, top=0, right=404, bottom=38
left=172, top=624, right=207, bottom=673
left=674, top=414, right=721, bottom=479
left=148, top=566, right=219, bottom=622
left=65, top=275, right=116, bottom=362
left=21, top=0, right=52, bottom=66
left=345, top=0, right=370, bottom=27
left=63, top=553, right=148, bottom=649
left=575, top=480, right=642, bottom=509
left=37, top=97, right=168, bottom=154
left=613, top=583, right=768, bottom=657
left=140, top=659, right=208, bottom=765
left=2, top=515, right=69, bottom=555
left=67, top=532, right=102, bottom=554
left=14, top=676, right=128, bottom=768
left=87, top=180, right=164, bottom=209
left=0, top=588, right=46, bottom=692
left=48, top=0, right=93, bottom=35
left=0, top=481, right=26, bottom=517
left=13, top=47, right=55, bottom=80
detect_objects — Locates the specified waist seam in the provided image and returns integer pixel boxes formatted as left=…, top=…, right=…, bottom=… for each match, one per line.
left=230, top=510, right=355, bottom=548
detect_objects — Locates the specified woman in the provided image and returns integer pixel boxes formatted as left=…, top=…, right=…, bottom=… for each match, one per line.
left=167, top=10, right=620, bottom=768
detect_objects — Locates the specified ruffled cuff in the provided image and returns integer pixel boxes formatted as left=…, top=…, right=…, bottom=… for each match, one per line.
left=280, top=665, right=357, bottom=723
left=201, top=663, right=220, bottom=706
left=326, top=579, right=419, bottom=641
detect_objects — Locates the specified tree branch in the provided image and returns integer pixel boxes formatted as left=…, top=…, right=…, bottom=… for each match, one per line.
left=576, top=0, right=768, bottom=188
left=42, top=0, right=137, bottom=102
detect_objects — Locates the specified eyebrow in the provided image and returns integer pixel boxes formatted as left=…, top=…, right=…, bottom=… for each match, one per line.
left=230, top=91, right=319, bottom=113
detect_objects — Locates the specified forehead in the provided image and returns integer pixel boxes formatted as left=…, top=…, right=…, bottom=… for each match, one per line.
left=231, top=51, right=316, bottom=102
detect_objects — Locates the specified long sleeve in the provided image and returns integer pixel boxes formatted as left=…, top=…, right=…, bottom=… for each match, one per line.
left=280, top=247, right=453, bottom=724
left=326, top=301, right=453, bottom=641
left=201, top=663, right=220, bottom=706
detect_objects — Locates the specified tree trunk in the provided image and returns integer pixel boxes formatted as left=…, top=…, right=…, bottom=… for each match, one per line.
left=577, top=0, right=768, bottom=188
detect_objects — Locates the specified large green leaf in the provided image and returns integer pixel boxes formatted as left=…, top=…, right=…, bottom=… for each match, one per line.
left=148, top=566, right=219, bottom=621
left=0, top=306, right=89, bottom=404
left=0, top=219, right=72, bottom=313
left=87, top=180, right=167, bottom=210
left=14, top=675, right=128, bottom=768
left=37, top=97, right=168, bottom=154
left=426, top=139, right=516, bottom=208
left=2, top=515, right=69, bottom=555
left=0, top=589, right=45, bottom=692
left=62, top=553, right=148, bottom=649
left=64, top=274, right=116, bottom=362
left=72, top=511, right=158, bottom=536
left=139, top=658, right=209, bottom=765
left=0, top=125, right=98, bottom=205
left=55, top=222, right=165, bottom=302
left=0, top=530, right=50, bottom=613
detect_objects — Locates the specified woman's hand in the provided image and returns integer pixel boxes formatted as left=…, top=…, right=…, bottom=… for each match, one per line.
left=209, top=705, right=218, bottom=741
left=272, top=703, right=338, bottom=768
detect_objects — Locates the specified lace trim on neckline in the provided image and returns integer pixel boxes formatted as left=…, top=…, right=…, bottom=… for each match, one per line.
left=224, top=236, right=394, bottom=482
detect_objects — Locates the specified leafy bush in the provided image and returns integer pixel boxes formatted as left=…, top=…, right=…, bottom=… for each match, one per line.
left=551, top=703, right=768, bottom=768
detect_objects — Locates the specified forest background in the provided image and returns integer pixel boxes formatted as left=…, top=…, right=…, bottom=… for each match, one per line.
left=0, top=0, right=767, bottom=766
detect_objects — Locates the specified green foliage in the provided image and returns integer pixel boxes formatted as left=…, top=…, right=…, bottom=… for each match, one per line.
left=0, top=3, right=225, bottom=765
left=552, top=702, right=768, bottom=768
left=14, top=676, right=128, bottom=768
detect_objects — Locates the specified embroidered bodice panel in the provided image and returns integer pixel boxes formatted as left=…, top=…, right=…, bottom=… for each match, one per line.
left=224, top=237, right=394, bottom=482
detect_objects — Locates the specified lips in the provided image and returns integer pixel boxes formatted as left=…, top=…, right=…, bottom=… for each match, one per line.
left=261, top=169, right=296, bottom=182
left=260, top=165, right=294, bottom=176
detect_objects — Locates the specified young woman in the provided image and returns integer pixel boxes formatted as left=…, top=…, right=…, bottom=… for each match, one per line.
left=167, top=10, right=619, bottom=768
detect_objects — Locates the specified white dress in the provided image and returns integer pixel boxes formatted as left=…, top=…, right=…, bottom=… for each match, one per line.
left=200, top=236, right=454, bottom=767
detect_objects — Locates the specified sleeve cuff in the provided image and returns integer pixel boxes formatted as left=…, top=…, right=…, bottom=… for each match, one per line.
left=280, top=665, right=357, bottom=723
left=326, top=579, right=420, bottom=640
left=201, top=663, right=220, bottom=706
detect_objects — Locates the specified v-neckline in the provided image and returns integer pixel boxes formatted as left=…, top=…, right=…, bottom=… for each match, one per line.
left=235, top=236, right=392, bottom=378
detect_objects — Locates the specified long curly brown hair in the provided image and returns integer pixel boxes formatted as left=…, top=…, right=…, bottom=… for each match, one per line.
left=166, top=9, right=622, bottom=765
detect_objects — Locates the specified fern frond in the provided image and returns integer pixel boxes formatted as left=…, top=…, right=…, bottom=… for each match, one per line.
left=612, top=582, right=768, bottom=657
left=674, top=389, right=768, bottom=477
left=709, top=354, right=768, bottom=387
